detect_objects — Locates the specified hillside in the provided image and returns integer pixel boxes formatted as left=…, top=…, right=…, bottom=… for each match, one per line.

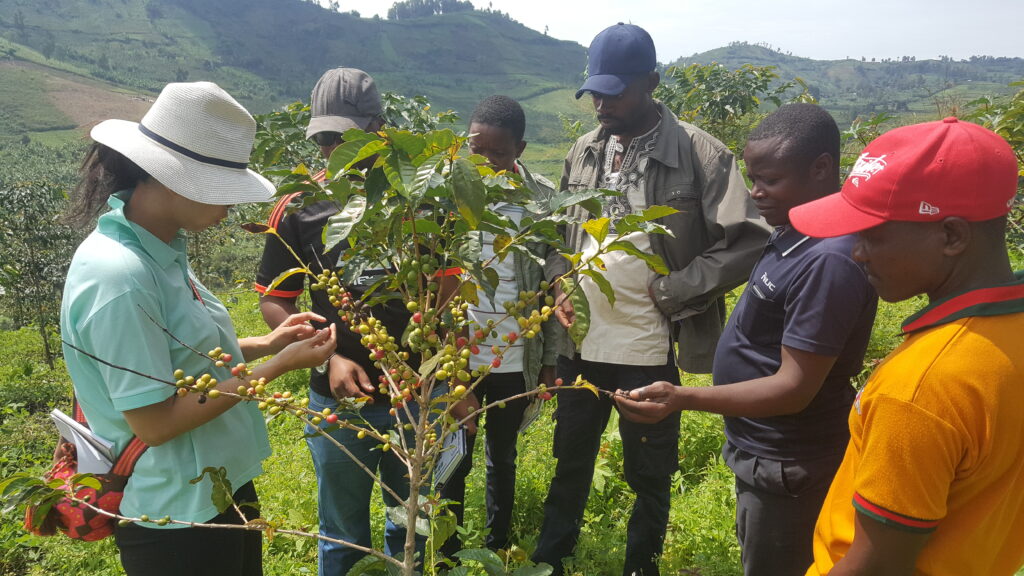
left=0, top=0, right=588, bottom=147
left=2, top=2, right=1023, bottom=168
left=672, top=43, right=1024, bottom=124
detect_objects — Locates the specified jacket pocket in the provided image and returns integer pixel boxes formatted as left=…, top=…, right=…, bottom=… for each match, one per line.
left=661, top=182, right=699, bottom=204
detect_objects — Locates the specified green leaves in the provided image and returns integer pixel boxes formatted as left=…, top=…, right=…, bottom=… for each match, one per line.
left=190, top=466, right=234, bottom=514
left=386, top=498, right=431, bottom=536
left=324, top=195, right=367, bottom=252
left=545, top=188, right=615, bottom=217
left=606, top=240, right=669, bottom=275
left=429, top=511, right=458, bottom=553
left=582, top=217, right=611, bottom=244
left=581, top=268, right=615, bottom=306
left=265, top=267, right=308, bottom=294
left=454, top=549, right=506, bottom=576
left=560, top=277, right=590, bottom=346
left=452, top=158, right=487, bottom=229
left=492, top=233, right=513, bottom=259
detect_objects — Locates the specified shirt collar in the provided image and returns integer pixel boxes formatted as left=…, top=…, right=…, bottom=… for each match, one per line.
left=97, top=191, right=186, bottom=269
left=647, top=102, right=681, bottom=169
left=769, top=226, right=811, bottom=257
left=583, top=101, right=680, bottom=169
left=902, top=270, right=1024, bottom=334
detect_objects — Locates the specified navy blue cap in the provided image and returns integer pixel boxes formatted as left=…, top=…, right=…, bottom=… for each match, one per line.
left=575, top=23, right=656, bottom=99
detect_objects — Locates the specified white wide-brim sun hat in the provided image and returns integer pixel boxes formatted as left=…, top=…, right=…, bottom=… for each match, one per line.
left=91, top=81, right=275, bottom=206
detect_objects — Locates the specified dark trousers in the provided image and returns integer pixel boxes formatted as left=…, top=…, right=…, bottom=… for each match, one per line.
left=724, top=442, right=844, bottom=576
left=439, top=371, right=530, bottom=556
left=532, top=355, right=681, bottom=576
left=115, top=481, right=261, bottom=576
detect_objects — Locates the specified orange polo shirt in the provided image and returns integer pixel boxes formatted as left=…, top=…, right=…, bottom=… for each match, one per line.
left=807, top=273, right=1024, bottom=576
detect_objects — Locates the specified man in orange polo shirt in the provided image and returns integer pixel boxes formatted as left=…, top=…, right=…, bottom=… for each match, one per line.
left=789, top=118, right=1024, bottom=575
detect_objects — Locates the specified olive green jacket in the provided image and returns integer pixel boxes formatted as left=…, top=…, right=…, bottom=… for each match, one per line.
left=554, top=103, right=771, bottom=373
left=513, top=160, right=562, bottom=386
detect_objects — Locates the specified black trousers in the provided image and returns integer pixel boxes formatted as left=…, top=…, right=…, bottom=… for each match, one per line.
left=724, top=442, right=844, bottom=576
left=532, top=355, right=681, bottom=576
left=439, top=371, right=530, bottom=556
left=115, top=481, right=262, bottom=576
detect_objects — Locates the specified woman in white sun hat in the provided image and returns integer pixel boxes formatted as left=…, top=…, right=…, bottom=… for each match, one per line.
left=60, top=81, right=336, bottom=575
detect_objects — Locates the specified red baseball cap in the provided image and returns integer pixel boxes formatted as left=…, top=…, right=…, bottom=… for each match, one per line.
left=791, top=117, right=1018, bottom=238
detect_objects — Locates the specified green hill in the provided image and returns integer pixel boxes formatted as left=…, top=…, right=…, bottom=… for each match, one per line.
left=2, top=2, right=1022, bottom=176
left=0, top=0, right=587, bottom=148
left=672, top=42, right=1024, bottom=124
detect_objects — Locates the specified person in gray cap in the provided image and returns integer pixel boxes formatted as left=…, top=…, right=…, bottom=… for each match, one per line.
left=256, top=68, right=420, bottom=575
left=305, top=67, right=385, bottom=152
left=533, top=23, right=770, bottom=576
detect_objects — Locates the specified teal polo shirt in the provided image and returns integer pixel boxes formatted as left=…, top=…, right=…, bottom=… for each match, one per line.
left=60, top=191, right=271, bottom=526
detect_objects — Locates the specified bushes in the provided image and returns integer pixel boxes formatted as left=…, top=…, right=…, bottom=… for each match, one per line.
left=0, top=329, right=70, bottom=417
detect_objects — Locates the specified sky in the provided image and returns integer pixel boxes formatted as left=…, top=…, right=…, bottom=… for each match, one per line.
left=344, top=0, right=1023, bottom=63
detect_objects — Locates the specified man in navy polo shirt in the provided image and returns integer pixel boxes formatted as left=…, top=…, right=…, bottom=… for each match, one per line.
left=616, top=103, right=878, bottom=576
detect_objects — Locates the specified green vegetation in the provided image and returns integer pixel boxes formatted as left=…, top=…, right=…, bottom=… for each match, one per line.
left=0, top=0, right=586, bottom=147
left=674, top=42, right=1024, bottom=125
left=0, top=65, right=75, bottom=141
left=0, top=10, right=1022, bottom=572
left=3, top=0, right=1022, bottom=170
left=0, top=288, right=950, bottom=576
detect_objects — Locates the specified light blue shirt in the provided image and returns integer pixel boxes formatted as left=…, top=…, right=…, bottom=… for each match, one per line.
left=60, top=191, right=271, bottom=526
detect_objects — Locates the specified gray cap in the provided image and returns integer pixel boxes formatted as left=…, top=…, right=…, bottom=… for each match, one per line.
left=306, top=68, right=383, bottom=138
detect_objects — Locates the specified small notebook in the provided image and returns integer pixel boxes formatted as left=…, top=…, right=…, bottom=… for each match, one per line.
left=50, top=408, right=116, bottom=474
left=433, top=426, right=467, bottom=489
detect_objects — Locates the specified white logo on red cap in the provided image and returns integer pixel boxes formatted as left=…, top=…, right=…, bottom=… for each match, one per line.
left=919, top=201, right=940, bottom=216
left=849, top=153, right=888, bottom=187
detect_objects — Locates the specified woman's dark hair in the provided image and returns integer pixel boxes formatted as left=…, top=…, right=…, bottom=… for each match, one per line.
left=66, top=143, right=151, bottom=226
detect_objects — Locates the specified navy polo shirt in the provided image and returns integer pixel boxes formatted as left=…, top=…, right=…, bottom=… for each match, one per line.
left=713, top=226, right=877, bottom=461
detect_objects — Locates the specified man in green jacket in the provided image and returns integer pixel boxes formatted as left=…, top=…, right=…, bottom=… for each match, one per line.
left=534, top=23, right=770, bottom=576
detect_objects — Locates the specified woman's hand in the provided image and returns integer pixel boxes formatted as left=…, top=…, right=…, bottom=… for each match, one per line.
left=269, top=323, right=337, bottom=373
left=125, top=324, right=337, bottom=447
left=263, top=312, right=325, bottom=355
left=240, top=311, right=326, bottom=360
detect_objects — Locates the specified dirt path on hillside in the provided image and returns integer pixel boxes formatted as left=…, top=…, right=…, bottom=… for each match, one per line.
left=0, top=60, right=153, bottom=129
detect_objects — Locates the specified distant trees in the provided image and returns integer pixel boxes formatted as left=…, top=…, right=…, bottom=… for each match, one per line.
left=0, top=143, right=85, bottom=367
left=654, top=63, right=813, bottom=154
left=387, top=0, right=474, bottom=19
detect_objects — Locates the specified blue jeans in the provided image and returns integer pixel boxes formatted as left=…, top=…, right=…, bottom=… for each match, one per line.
left=305, top=390, right=426, bottom=576
left=532, top=355, right=681, bottom=576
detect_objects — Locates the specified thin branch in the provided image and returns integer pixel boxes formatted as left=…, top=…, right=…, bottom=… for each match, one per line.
left=136, top=305, right=211, bottom=361
left=66, top=495, right=401, bottom=568
left=61, top=339, right=177, bottom=386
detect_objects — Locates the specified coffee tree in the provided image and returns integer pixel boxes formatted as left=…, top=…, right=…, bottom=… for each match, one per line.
left=0, top=143, right=85, bottom=367
left=654, top=62, right=813, bottom=155
left=3, top=112, right=676, bottom=576
left=965, top=80, right=1024, bottom=257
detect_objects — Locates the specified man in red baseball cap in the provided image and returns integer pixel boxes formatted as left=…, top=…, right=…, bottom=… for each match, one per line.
left=790, top=118, right=1024, bottom=576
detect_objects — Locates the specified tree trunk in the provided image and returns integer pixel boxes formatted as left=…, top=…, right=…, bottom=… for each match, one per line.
left=37, top=317, right=54, bottom=369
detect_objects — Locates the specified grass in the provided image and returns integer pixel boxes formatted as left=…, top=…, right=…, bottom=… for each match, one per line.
left=0, top=66, right=75, bottom=140
left=3, top=256, right=1024, bottom=574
